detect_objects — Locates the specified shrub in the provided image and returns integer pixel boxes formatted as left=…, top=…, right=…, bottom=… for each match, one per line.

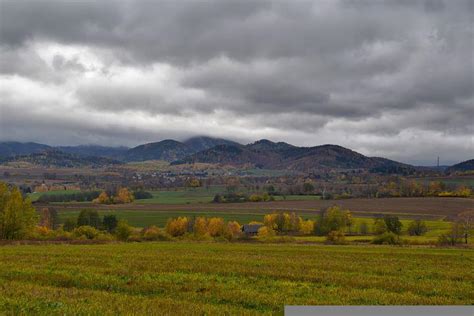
left=249, top=194, right=263, bottom=202
left=257, top=226, right=276, bottom=238
left=142, top=226, right=171, bottom=241
left=115, top=220, right=133, bottom=241
left=77, top=210, right=101, bottom=228
left=408, top=220, right=428, bottom=236
left=372, top=232, right=401, bottom=245
left=133, top=190, right=153, bottom=200
left=73, top=226, right=100, bottom=240
left=325, top=230, right=346, bottom=244
left=373, top=218, right=388, bottom=234
left=63, top=218, right=77, bottom=232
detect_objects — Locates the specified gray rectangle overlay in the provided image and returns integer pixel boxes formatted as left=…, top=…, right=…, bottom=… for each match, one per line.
left=285, top=306, right=473, bottom=316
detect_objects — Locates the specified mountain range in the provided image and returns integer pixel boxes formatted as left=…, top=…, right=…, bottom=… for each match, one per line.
left=0, top=137, right=472, bottom=173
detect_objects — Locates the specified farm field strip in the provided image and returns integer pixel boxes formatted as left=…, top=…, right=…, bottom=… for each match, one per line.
left=55, top=209, right=453, bottom=236
left=0, top=243, right=473, bottom=314
left=41, top=197, right=474, bottom=218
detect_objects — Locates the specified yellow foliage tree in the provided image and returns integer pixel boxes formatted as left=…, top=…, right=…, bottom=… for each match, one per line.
left=299, top=220, right=315, bottom=235
left=226, top=221, right=242, bottom=239
left=263, top=214, right=278, bottom=229
left=193, top=217, right=208, bottom=236
left=93, top=191, right=110, bottom=204
left=207, top=217, right=225, bottom=237
left=187, top=178, right=201, bottom=188
left=165, top=217, right=189, bottom=237
left=115, top=188, right=134, bottom=204
left=0, top=182, right=38, bottom=240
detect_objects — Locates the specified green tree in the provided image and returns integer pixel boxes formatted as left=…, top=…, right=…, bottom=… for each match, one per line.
left=77, top=210, right=100, bottom=228
left=383, top=215, right=402, bottom=235
left=103, top=215, right=118, bottom=232
left=0, top=183, right=38, bottom=240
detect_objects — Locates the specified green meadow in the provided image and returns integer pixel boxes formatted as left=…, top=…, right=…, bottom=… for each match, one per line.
left=1, top=243, right=472, bottom=315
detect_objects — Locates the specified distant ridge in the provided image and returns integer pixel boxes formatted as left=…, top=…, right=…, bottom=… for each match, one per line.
left=174, top=139, right=416, bottom=174
left=1, top=138, right=417, bottom=173
left=447, top=159, right=474, bottom=173
left=1, top=150, right=121, bottom=168
left=123, top=136, right=242, bottom=162
left=0, top=141, right=51, bottom=157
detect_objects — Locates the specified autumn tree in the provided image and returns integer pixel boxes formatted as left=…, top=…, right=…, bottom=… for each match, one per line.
left=165, top=217, right=189, bottom=237
left=314, top=206, right=352, bottom=236
left=93, top=191, right=111, bottom=204
left=193, top=217, right=208, bottom=237
left=299, top=219, right=315, bottom=235
left=114, top=188, right=134, bottom=204
left=207, top=217, right=225, bottom=237
left=226, top=221, right=242, bottom=239
left=186, top=178, right=201, bottom=189
left=0, top=182, right=38, bottom=240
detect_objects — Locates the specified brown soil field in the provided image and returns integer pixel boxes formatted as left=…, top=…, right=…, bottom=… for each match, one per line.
left=38, top=197, right=474, bottom=220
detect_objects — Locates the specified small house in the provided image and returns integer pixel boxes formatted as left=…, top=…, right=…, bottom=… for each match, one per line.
left=242, top=224, right=263, bottom=236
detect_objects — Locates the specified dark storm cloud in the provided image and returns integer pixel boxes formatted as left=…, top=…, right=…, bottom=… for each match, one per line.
left=0, top=0, right=472, bottom=164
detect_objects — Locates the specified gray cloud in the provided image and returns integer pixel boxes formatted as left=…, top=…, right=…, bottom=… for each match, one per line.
left=0, top=0, right=473, bottom=165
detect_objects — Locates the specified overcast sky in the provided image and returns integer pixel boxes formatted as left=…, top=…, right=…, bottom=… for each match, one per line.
left=0, top=0, right=472, bottom=165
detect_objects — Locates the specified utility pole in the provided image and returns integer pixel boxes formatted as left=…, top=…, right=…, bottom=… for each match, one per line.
left=437, top=156, right=440, bottom=168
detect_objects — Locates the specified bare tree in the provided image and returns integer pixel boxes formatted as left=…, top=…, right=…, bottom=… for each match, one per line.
left=457, top=211, right=474, bottom=244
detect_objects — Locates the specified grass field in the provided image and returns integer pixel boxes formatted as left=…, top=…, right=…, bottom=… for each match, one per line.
left=0, top=242, right=472, bottom=314
left=415, top=176, right=474, bottom=187
left=134, top=187, right=222, bottom=204
left=46, top=197, right=474, bottom=220
left=134, top=188, right=321, bottom=204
